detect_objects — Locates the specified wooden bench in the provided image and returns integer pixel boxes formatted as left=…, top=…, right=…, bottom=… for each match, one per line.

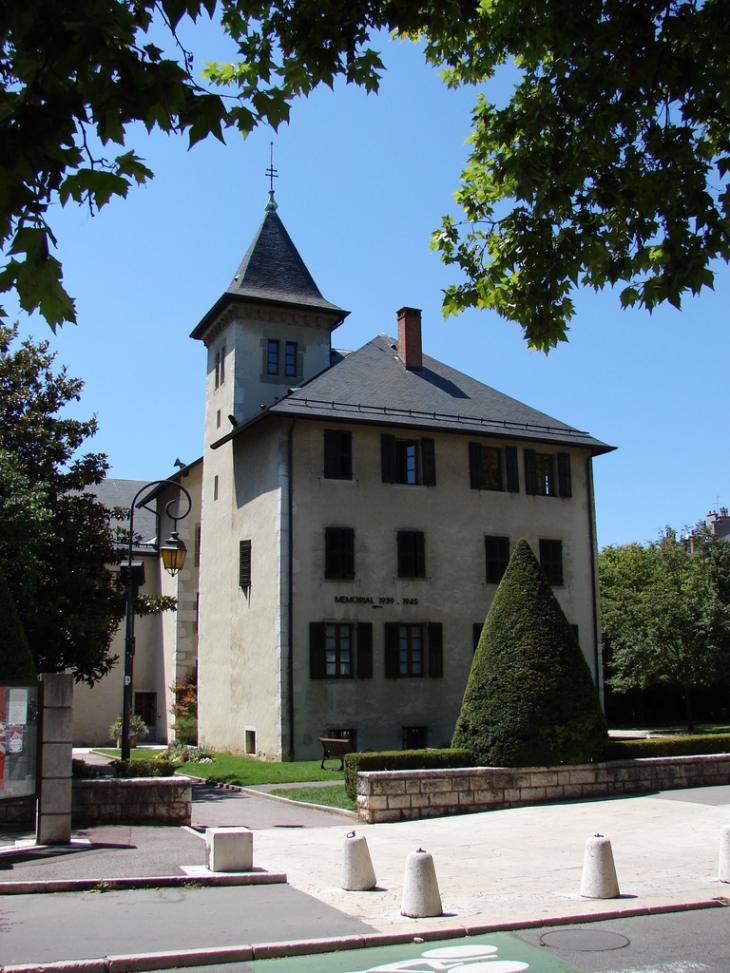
left=319, top=737, right=354, bottom=770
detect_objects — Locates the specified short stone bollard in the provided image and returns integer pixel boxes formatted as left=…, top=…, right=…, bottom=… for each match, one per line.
left=580, top=833, right=620, bottom=898
left=401, top=847, right=443, bottom=918
left=718, top=824, right=730, bottom=882
left=341, top=830, right=377, bottom=890
left=205, top=827, right=253, bottom=873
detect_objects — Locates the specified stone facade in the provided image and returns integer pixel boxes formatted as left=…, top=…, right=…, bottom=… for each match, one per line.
left=72, top=777, right=192, bottom=825
left=356, top=755, right=730, bottom=823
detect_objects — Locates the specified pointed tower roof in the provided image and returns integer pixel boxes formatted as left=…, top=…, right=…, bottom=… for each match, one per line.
left=191, top=199, right=347, bottom=340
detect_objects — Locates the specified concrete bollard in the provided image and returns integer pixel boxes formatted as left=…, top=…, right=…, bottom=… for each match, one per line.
left=341, top=830, right=377, bottom=890
left=580, top=833, right=620, bottom=898
left=718, top=825, right=730, bottom=882
left=401, top=847, right=443, bottom=918
left=205, top=827, right=253, bottom=872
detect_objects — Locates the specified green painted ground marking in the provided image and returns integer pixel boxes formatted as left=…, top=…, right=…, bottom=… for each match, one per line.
left=248, top=932, right=580, bottom=972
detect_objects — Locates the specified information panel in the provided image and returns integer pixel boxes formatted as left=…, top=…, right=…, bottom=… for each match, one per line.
left=0, top=683, right=39, bottom=801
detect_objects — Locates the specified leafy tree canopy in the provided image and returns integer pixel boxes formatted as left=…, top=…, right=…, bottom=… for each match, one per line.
left=0, top=566, right=37, bottom=681
left=600, top=526, right=730, bottom=730
left=2, top=0, right=729, bottom=350
left=0, top=324, right=176, bottom=683
left=452, top=539, right=607, bottom=766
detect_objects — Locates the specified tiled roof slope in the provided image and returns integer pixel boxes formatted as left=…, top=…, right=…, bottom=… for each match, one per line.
left=265, top=334, right=613, bottom=453
left=191, top=210, right=346, bottom=339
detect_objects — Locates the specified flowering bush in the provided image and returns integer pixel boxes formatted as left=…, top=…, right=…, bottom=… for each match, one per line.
left=108, top=714, right=148, bottom=741
left=156, top=742, right=214, bottom=764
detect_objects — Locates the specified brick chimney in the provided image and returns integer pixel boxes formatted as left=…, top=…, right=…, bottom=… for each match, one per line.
left=397, top=307, right=423, bottom=371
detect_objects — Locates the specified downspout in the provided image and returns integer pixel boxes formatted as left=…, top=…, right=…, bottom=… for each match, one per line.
left=585, top=455, right=601, bottom=694
left=287, top=421, right=296, bottom=760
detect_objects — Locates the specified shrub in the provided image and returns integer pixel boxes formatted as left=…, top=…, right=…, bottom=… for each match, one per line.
left=344, top=748, right=472, bottom=800
left=170, top=672, right=198, bottom=744
left=0, top=568, right=37, bottom=681
left=111, top=759, right=176, bottom=777
left=604, top=734, right=730, bottom=760
left=452, top=539, right=608, bottom=767
left=72, top=759, right=106, bottom=779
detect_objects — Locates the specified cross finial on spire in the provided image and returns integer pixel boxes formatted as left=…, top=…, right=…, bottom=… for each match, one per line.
left=265, top=142, right=278, bottom=211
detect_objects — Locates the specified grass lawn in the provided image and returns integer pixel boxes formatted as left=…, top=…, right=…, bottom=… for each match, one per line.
left=281, top=785, right=356, bottom=812
left=94, top=750, right=344, bottom=786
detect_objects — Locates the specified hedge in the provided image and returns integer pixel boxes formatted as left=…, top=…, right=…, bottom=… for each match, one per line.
left=110, top=759, right=176, bottom=778
left=604, top=734, right=730, bottom=760
left=344, top=748, right=473, bottom=800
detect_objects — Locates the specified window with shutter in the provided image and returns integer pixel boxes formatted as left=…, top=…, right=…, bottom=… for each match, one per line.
left=381, top=434, right=436, bottom=486
left=325, top=527, right=355, bottom=579
left=397, top=531, right=426, bottom=578
left=323, top=430, right=352, bottom=479
left=505, top=446, right=520, bottom=492
left=539, top=539, right=564, bottom=585
left=309, top=622, right=326, bottom=679
left=526, top=450, right=557, bottom=496
left=428, top=622, right=443, bottom=678
left=239, top=540, right=252, bottom=589
left=557, top=452, right=572, bottom=497
left=468, top=443, right=502, bottom=490
left=398, top=624, right=424, bottom=676
left=357, top=622, right=373, bottom=679
left=485, top=535, right=510, bottom=584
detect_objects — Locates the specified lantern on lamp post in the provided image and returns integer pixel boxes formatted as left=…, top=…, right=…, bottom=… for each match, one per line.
left=120, top=480, right=192, bottom=761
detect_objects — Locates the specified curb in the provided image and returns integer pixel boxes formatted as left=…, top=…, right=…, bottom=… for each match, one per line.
left=2, top=896, right=725, bottom=972
left=183, top=773, right=357, bottom=819
left=0, top=871, right=287, bottom=896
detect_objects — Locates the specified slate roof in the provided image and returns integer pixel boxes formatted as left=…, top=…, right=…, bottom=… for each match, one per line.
left=212, top=334, right=614, bottom=454
left=84, top=479, right=158, bottom=552
left=191, top=208, right=347, bottom=340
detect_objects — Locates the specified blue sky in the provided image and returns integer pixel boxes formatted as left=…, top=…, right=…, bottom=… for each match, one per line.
left=7, top=21, right=729, bottom=549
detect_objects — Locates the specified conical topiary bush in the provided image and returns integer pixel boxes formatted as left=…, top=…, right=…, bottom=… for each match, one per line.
left=0, top=568, right=37, bottom=681
left=452, top=539, right=607, bottom=766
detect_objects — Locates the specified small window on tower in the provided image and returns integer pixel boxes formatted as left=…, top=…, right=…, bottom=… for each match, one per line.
left=285, top=341, right=297, bottom=377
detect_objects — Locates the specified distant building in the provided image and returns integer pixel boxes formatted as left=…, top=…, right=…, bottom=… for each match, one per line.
left=708, top=508, right=730, bottom=539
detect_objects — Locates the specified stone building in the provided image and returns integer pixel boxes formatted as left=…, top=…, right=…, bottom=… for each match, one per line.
left=191, top=194, right=615, bottom=760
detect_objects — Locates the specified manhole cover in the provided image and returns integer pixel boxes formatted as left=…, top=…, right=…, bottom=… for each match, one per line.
left=540, top=929, right=630, bottom=952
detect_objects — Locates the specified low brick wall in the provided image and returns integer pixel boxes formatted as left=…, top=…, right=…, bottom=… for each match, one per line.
left=0, top=798, right=35, bottom=826
left=72, top=777, right=192, bottom=825
left=357, top=754, right=730, bottom=823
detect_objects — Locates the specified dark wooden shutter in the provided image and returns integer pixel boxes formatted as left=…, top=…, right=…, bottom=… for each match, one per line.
left=357, top=622, right=373, bottom=679
left=384, top=623, right=400, bottom=678
left=323, top=431, right=339, bottom=478
left=239, top=540, right=252, bottom=588
left=524, top=449, right=538, bottom=495
left=309, top=622, right=326, bottom=679
left=505, top=446, right=519, bottom=492
left=397, top=531, right=413, bottom=577
left=421, top=438, right=436, bottom=486
left=473, top=622, right=483, bottom=653
left=557, top=452, right=572, bottom=498
left=468, top=442, right=482, bottom=490
left=428, top=622, right=443, bottom=678
left=414, top=531, right=426, bottom=577
left=342, top=527, right=355, bottom=579
left=381, top=434, right=397, bottom=483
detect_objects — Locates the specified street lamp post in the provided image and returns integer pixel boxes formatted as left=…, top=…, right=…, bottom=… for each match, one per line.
left=121, top=480, right=192, bottom=762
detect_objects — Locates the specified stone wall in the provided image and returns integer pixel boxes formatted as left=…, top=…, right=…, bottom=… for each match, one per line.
left=357, top=754, right=730, bottom=823
left=0, top=777, right=193, bottom=828
left=72, top=777, right=192, bottom=825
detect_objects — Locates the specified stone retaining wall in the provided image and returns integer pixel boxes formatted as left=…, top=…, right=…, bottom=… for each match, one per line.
left=357, top=754, right=730, bottom=823
left=0, top=777, right=193, bottom=827
left=72, top=777, right=192, bottom=825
